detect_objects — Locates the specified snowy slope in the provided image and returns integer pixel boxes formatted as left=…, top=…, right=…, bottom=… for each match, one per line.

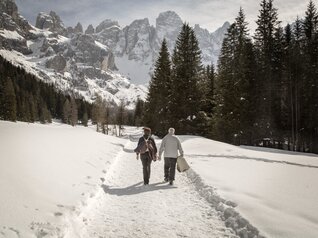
left=182, top=136, right=318, bottom=238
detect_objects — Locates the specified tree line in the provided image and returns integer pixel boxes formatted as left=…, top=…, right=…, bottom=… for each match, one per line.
left=0, top=55, right=92, bottom=125
left=142, top=0, right=318, bottom=154
left=91, top=96, right=135, bottom=135
left=0, top=53, right=138, bottom=134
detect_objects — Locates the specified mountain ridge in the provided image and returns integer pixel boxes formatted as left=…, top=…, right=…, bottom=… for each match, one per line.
left=80, top=10, right=230, bottom=84
left=0, top=0, right=229, bottom=108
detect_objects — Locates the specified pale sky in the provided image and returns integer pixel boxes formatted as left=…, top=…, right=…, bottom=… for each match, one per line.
left=16, top=0, right=310, bottom=33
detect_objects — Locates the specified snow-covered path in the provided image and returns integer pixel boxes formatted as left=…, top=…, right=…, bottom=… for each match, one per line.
left=65, top=140, right=234, bottom=238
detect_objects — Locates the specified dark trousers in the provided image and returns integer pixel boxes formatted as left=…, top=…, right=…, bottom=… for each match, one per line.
left=164, top=157, right=177, bottom=181
left=141, top=153, right=152, bottom=184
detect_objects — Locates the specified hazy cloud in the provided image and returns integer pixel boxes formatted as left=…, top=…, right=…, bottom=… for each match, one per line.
left=15, top=0, right=310, bottom=32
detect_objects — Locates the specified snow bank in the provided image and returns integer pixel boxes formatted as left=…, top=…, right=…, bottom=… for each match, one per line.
left=0, top=121, right=126, bottom=238
left=182, top=136, right=318, bottom=238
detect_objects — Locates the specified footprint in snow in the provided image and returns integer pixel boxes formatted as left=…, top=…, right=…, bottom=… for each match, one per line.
left=54, top=212, right=63, bottom=217
left=30, top=222, right=63, bottom=238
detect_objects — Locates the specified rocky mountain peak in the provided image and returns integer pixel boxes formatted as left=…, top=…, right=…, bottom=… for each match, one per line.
left=95, top=19, right=121, bottom=49
left=74, top=22, right=83, bottom=33
left=156, top=11, right=183, bottom=28
left=35, top=11, right=66, bottom=35
left=155, top=11, right=183, bottom=50
left=211, top=21, right=230, bottom=44
left=0, top=0, right=31, bottom=54
left=129, top=18, right=150, bottom=30
left=0, top=0, right=18, bottom=19
left=96, top=19, right=120, bottom=33
left=85, top=24, right=95, bottom=34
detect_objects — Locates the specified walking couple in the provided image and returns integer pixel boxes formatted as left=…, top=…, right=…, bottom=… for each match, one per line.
left=134, top=127, right=184, bottom=186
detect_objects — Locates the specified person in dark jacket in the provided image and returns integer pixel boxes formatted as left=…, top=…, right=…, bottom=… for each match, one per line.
left=134, top=127, right=158, bottom=185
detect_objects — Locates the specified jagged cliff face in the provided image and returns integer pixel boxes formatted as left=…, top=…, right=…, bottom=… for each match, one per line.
left=35, top=11, right=66, bottom=35
left=0, top=0, right=147, bottom=109
left=155, top=11, right=183, bottom=51
left=0, top=0, right=31, bottom=54
left=82, top=10, right=229, bottom=84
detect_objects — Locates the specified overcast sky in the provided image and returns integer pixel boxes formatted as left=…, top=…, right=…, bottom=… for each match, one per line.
left=16, top=0, right=310, bottom=33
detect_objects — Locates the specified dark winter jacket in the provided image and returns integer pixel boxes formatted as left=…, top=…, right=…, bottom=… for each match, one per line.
left=135, top=135, right=158, bottom=160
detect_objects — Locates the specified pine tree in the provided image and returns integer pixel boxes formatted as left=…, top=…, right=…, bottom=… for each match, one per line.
left=63, top=99, right=71, bottom=124
left=70, top=97, right=78, bottom=126
left=0, top=77, right=3, bottom=119
left=39, top=99, right=51, bottom=124
left=169, top=23, right=203, bottom=134
left=116, top=101, right=126, bottom=136
left=82, top=112, right=88, bottom=127
left=214, top=8, right=257, bottom=144
left=200, top=65, right=216, bottom=116
left=144, top=39, right=172, bottom=136
left=134, top=98, right=145, bottom=127
left=281, top=23, right=294, bottom=149
left=2, top=77, right=17, bottom=121
left=254, top=0, right=281, bottom=140
left=92, top=95, right=103, bottom=132
left=272, top=25, right=285, bottom=147
left=290, top=17, right=305, bottom=151
left=29, top=93, right=37, bottom=123
left=194, top=65, right=216, bottom=137
left=101, top=99, right=110, bottom=134
left=302, top=0, right=318, bottom=152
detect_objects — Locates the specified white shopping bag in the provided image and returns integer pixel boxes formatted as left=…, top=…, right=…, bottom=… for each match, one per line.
left=177, top=156, right=190, bottom=172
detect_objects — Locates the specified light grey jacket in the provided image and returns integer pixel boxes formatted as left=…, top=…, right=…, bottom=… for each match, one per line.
left=159, top=133, right=184, bottom=158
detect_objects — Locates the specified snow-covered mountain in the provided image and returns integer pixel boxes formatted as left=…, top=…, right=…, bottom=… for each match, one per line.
left=0, top=0, right=147, bottom=109
left=0, top=0, right=229, bottom=107
left=87, top=11, right=230, bottom=84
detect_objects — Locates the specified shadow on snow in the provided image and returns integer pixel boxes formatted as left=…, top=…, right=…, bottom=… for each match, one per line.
left=188, top=154, right=318, bottom=169
left=101, top=181, right=176, bottom=196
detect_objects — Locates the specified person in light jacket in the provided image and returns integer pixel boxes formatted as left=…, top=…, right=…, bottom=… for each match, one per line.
left=159, top=128, right=184, bottom=185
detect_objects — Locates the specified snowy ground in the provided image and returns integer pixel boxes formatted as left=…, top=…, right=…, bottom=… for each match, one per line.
left=0, top=121, right=126, bottom=238
left=183, top=136, right=318, bottom=238
left=1, top=121, right=318, bottom=238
